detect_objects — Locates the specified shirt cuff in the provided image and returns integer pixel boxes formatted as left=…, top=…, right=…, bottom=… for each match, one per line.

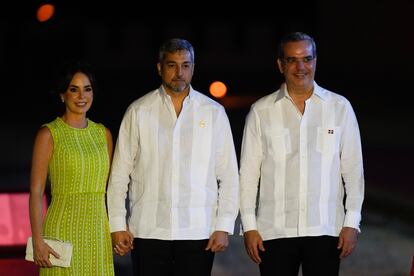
left=240, top=214, right=257, bottom=232
left=109, top=217, right=127, bottom=233
left=215, top=217, right=236, bottom=235
left=343, top=210, right=362, bottom=232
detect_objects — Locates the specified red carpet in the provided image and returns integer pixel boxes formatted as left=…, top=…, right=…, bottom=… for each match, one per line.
left=0, top=259, right=38, bottom=275
left=411, top=255, right=414, bottom=276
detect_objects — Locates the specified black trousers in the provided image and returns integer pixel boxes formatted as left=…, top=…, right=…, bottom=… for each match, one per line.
left=131, top=238, right=215, bottom=276
left=259, top=236, right=341, bottom=276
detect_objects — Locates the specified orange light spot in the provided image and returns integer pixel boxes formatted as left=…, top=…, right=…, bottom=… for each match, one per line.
left=37, top=4, right=55, bottom=22
left=209, top=81, right=227, bottom=98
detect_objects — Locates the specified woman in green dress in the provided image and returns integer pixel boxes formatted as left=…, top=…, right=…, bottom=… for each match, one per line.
left=29, top=60, right=115, bottom=275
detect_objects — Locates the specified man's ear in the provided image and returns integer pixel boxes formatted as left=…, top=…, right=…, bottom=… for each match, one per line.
left=157, top=63, right=161, bottom=76
left=277, top=58, right=284, bottom=74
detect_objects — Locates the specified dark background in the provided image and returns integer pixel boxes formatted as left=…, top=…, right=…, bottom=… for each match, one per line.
left=1, top=0, right=413, bottom=226
left=0, top=1, right=413, bottom=275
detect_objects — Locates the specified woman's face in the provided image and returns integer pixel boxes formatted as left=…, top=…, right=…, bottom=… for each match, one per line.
left=61, top=72, right=93, bottom=116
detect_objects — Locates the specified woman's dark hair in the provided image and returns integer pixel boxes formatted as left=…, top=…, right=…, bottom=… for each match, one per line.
left=55, top=60, right=97, bottom=95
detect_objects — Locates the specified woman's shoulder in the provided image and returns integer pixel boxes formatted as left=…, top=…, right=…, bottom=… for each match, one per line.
left=34, top=124, right=53, bottom=144
left=87, top=119, right=111, bottom=137
left=40, top=117, right=61, bottom=132
left=87, top=119, right=105, bottom=129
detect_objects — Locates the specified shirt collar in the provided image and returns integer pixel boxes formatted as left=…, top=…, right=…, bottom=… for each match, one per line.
left=312, top=82, right=327, bottom=101
left=159, top=85, right=194, bottom=104
left=275, top=81, right=327, bottom=102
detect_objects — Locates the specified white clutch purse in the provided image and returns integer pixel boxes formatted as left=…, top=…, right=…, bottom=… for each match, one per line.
left=25, top=237, right=73, bottom=268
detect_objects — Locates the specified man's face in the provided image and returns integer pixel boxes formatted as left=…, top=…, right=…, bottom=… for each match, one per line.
left=157, top=50, right=194, bottom=94
left=277, top=40, right=316, bottom=92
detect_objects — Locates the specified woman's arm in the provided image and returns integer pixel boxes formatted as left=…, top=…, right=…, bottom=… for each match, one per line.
left=29, top=126, right=58, bottom=267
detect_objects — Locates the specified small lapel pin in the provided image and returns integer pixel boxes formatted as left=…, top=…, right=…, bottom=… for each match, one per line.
left=199, top=121, right=205, bottom=128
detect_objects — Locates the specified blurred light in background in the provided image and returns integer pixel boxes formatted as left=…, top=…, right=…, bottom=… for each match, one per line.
left=0, top=193, right=47, bottom=246
left=209, top=81, right=227, bottom=98
left=36, top=4, right=55, bottom=22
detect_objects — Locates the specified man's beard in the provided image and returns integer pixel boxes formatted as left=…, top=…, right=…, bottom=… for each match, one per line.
left=165, top=80, right=189, bottom=93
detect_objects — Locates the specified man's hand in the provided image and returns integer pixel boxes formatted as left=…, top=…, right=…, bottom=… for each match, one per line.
left=243, top=230, right=265, bottom=264
left=337, top=226, right=358, bottom=258
left=205, top=231, right=229, bottom=252
left=112, top=230, right=134, bottom=256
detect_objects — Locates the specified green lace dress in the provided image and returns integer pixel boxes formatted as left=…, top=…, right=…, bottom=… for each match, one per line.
left=40, top=117, right=114, bottom=275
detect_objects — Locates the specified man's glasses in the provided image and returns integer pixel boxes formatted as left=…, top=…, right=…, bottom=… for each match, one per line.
left=283, top=56, right=316, bottom=64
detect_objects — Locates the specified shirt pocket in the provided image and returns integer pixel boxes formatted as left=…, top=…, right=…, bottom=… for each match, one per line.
left=316, top=127, right=341, bottom=155
left=263, top=128, right=292, bottom=157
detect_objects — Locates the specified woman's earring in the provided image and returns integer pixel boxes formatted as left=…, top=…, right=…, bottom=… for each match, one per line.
left=61, top=98, right=64, bottom=103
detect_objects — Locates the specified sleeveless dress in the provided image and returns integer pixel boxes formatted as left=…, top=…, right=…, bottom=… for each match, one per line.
left=40, top=117, right=114, bottom=275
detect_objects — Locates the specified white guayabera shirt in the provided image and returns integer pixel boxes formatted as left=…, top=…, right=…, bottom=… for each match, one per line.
left=107, top=86, right=239, bottom=240
left=240, top=82, right=364, bottom=240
